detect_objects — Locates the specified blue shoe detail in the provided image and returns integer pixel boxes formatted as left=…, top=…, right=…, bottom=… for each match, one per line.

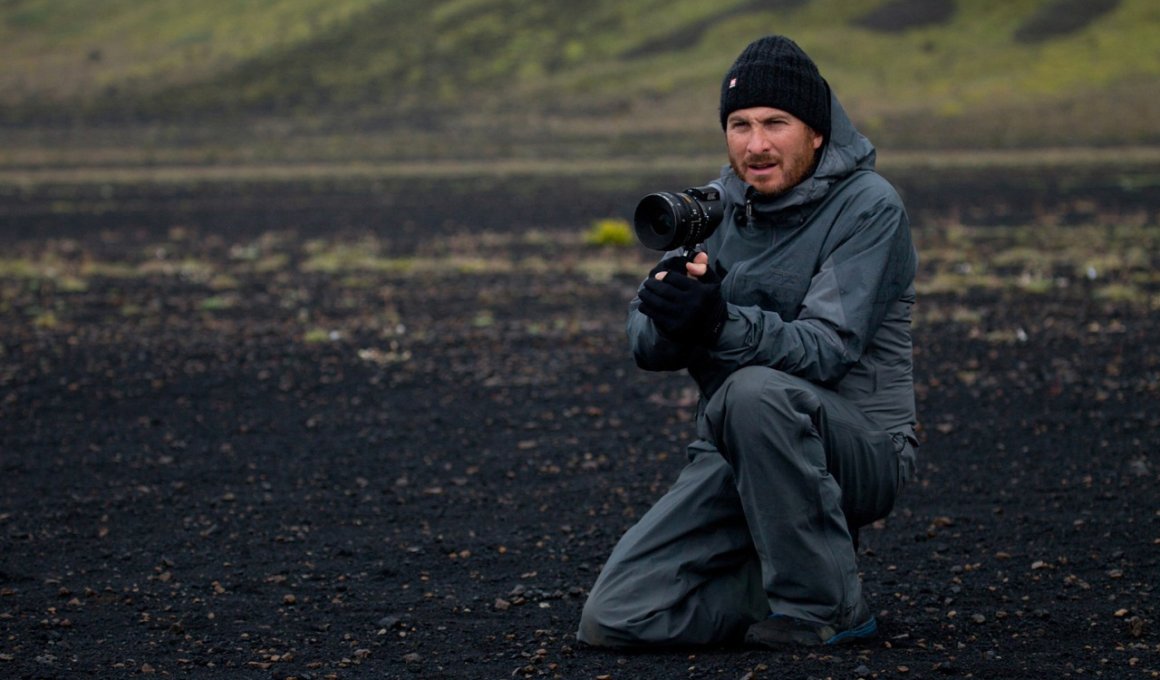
left=825, top=615, right=877, bottom=645
left=746, top=604, right=878, bottom=647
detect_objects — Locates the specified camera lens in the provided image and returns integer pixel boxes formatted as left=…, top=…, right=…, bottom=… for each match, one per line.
left=632, top=186, right=724, bottom=251
left=633, top=193, right=688, bottom=250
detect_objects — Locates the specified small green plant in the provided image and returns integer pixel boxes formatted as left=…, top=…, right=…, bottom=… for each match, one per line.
left=584, top=218, right=634, bottom=247
left=472, top=310, right=496, bottom=328
left=32, top=310, right=58, bottom=329
left=303, top=328, right=338, bottom=344
left=199, top=294, right=236, bottom=311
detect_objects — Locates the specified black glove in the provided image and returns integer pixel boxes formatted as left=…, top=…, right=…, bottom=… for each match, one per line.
left=647, top=255, right=690, bottom=280
left=638, top=268, right=727, bottom=347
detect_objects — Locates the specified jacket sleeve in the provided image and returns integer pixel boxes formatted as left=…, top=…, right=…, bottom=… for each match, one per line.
left=626, top=255, right=700, bottom=372
left=700, top=190, right=915, bottom=388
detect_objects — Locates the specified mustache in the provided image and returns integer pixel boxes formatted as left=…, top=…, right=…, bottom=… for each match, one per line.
left=744, top=154, right=779, bottom=165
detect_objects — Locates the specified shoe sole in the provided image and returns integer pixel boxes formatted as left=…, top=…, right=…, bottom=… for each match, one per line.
left=825, top=616, right=878, bottom=645
left=745, top=615, right=878, bottom=648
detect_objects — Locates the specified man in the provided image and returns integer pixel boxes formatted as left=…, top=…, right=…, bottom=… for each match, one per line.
left=578, top=35, right=918, bottom=648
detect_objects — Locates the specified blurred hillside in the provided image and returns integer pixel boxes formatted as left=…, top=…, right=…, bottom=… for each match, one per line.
left=2, top=0, right=1159, bottom=166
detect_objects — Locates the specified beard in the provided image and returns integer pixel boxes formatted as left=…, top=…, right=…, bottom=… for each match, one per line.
left=730, top=150, right=819, bottom=197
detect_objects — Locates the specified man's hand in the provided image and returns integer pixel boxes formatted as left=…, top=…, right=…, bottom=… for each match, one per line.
left=683, top=250, right=711, bottom=280
left=638, top=253, right=726, bottom=347
left=647, top=255, right=691, bottom=281
left=648, top=251, right=710, bottom=281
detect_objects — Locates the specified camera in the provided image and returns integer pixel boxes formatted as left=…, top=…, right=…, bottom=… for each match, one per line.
left=632, top=185, right=724, bottom=251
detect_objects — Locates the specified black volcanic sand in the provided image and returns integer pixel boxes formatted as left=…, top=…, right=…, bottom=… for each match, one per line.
left=1, top=172, right=1158, bottom=679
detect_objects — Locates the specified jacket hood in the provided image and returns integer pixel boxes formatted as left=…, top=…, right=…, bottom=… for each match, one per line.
left=719, top=92, right=876, bottom=212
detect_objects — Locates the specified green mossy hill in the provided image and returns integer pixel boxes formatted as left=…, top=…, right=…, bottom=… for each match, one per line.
left=2, top=0, right=1158, bottom=151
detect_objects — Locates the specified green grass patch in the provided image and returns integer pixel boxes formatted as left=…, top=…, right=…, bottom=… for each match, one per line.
left=199, top=294, right=238, bottom=311
left=916, top=222, right=1159, bottom=300
left=1, top=0, right=1157, bottom=152
left=303, top=327, right=339, bottom=344
left=584, top=218, right=634, bottom=247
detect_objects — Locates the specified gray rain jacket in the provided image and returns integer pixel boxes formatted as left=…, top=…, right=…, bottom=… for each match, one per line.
left=628, top=94, right=918, bottom=442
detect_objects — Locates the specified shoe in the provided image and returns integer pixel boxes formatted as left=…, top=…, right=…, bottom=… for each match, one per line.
left=745, top=599, right=878, bottom=647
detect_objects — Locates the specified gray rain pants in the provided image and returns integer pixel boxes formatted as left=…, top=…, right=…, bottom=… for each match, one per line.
left=578, top=366, right=914, bottom=647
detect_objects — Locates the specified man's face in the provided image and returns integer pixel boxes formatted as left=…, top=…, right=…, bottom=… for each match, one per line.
left=725, top=106, right=824, bottom=196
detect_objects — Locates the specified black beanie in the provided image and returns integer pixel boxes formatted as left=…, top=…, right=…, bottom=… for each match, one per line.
left=719, top=35, right=831, bottom=137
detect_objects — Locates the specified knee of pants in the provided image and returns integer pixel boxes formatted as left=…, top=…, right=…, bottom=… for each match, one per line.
left=706, top=367, right=819, bottom=452
left=577, top=595, right=634, bottom=648
left=716, top=366, right=816, bottom=415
